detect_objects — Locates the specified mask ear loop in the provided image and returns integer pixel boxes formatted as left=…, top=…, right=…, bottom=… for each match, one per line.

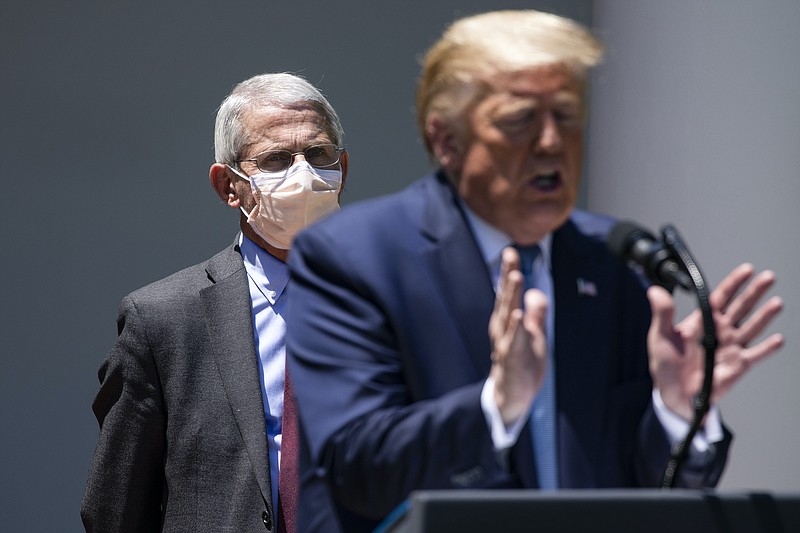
left=240, top=204, right=257, bottom=220
left=226, top=164, right=262, bottom=221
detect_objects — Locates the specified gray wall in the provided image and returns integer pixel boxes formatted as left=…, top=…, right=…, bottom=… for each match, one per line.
left=588, top=0, right=800, bottom=492
left=2, top=1, right=797, bottom=530
left=0, top=1, right=591, bottom=530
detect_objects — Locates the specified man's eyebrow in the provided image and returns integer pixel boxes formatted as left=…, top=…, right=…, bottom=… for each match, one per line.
left=553, top=92, right=582, bottom=106
left=247, top=137, right=333, bottom=153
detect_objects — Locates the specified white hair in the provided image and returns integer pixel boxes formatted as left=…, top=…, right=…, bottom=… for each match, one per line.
left=213, top=72, right=344, bottom=164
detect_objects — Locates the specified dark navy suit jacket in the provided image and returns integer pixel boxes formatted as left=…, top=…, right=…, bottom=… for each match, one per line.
left=287, top=171, right=731, bottom=532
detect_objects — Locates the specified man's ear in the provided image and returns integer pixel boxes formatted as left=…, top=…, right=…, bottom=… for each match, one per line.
left=426, top=116, right=462, bottom=175
left=209, top=163, right=241, bottom=208
left=337, top=150, right=349, bottom=201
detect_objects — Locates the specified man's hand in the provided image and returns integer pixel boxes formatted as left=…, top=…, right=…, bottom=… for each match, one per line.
left=648, top=262, right=784, bottom=420
left=488, top=247, right=549, bottom=425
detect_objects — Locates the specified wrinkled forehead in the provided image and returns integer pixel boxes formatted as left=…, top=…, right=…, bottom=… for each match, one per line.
left=239, top=104, right=333, bottom=153
left=449, top=66, right=585, bottom=131
left=483, top=64, right=585, bottom=102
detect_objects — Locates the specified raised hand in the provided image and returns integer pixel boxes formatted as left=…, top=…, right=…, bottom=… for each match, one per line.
left=647, top=263, right=784, bottom=420
left=488, top=247, right=549, bottom=425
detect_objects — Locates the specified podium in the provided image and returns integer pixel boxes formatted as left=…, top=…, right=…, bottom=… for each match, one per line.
left=377, top=489, right=800, bottom=533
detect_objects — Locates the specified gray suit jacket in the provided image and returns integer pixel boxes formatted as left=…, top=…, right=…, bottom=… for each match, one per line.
left=81, top=239, right=277, bottom=532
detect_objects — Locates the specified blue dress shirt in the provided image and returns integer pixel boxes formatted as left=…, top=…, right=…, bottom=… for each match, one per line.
left=240, top=234, right=290, bottom=516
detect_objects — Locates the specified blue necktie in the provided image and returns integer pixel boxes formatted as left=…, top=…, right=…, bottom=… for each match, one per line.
left=514, top=244, right=558, bottom=490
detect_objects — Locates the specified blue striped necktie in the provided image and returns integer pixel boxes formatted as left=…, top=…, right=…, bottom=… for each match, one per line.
left=514, top=244, right=558, bottom=490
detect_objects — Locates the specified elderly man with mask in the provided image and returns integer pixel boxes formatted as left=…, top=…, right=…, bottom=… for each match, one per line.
left=286, top=10, right=784, bottom=532
left=81, top=72, right=347, bottom=533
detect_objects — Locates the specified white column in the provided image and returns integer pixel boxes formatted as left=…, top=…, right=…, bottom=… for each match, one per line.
left=588, top=0, right=800, bottom=491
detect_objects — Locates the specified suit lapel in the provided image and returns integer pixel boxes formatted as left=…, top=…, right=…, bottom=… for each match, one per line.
left=418, top=173, right=543, bottom=487
left=419, top=173, right=496, bottom=376
left=200, top=241, right=272, bottom=505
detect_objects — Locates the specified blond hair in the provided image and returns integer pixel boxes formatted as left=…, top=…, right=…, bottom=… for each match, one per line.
left=416, top=10, right=603, bottom=155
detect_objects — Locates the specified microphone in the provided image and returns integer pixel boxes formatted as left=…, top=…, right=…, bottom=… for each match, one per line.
left=608, top=221, right=692, bottom=291
left=610, top=220, right=716, bottom=488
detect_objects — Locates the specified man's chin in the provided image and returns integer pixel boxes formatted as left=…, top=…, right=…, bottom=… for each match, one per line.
left=521, top=205, right=572, bottom=235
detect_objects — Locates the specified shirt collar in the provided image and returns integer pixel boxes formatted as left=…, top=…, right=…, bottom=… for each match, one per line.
left=460, top=201, right=553, bottom=271
left=239, top=234, right=290, bottom=304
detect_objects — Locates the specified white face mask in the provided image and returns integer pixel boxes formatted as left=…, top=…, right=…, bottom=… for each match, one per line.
left=233, top=161, right=342, bottom=250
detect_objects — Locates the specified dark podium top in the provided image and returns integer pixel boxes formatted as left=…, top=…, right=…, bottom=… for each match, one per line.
left=377, top=489, right=800, bottom=533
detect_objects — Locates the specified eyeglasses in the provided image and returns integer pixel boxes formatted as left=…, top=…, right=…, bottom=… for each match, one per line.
left=235, top=144, right=345, bottom=173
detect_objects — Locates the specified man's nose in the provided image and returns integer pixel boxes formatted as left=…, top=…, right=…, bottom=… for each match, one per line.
left=289, top=151, right=307, bottom=164
left=536, top=113, right=563, bottom=153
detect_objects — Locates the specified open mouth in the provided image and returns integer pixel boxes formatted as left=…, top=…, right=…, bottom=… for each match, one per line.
left=530, top=171, right=562, bottom=192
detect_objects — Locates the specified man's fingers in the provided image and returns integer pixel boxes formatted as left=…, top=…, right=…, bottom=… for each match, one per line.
left=711, top=333, right=785, bottom=401
left=734, top=295, right=783, bottom=346
left=722, top=269, right=777, bottom=328
left=708, top=263, right=754, bottom=313
left=491, top=248, right=524, bottom=338
left=745, top=333, right=786, bottom=367
left=522, top=288, right=548, bottom=335
left=647, top=285, right=676, bottom=338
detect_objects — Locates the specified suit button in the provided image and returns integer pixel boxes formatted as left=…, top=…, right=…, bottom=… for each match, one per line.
left=262, top=509, right=273, bottom=530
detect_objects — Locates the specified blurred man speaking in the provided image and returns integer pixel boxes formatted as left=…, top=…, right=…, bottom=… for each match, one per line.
left=286, top=10, right=783, bottom=532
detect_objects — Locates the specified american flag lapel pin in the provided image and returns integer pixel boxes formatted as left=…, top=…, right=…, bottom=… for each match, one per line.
left=576, top=277, right=598, bottom=297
